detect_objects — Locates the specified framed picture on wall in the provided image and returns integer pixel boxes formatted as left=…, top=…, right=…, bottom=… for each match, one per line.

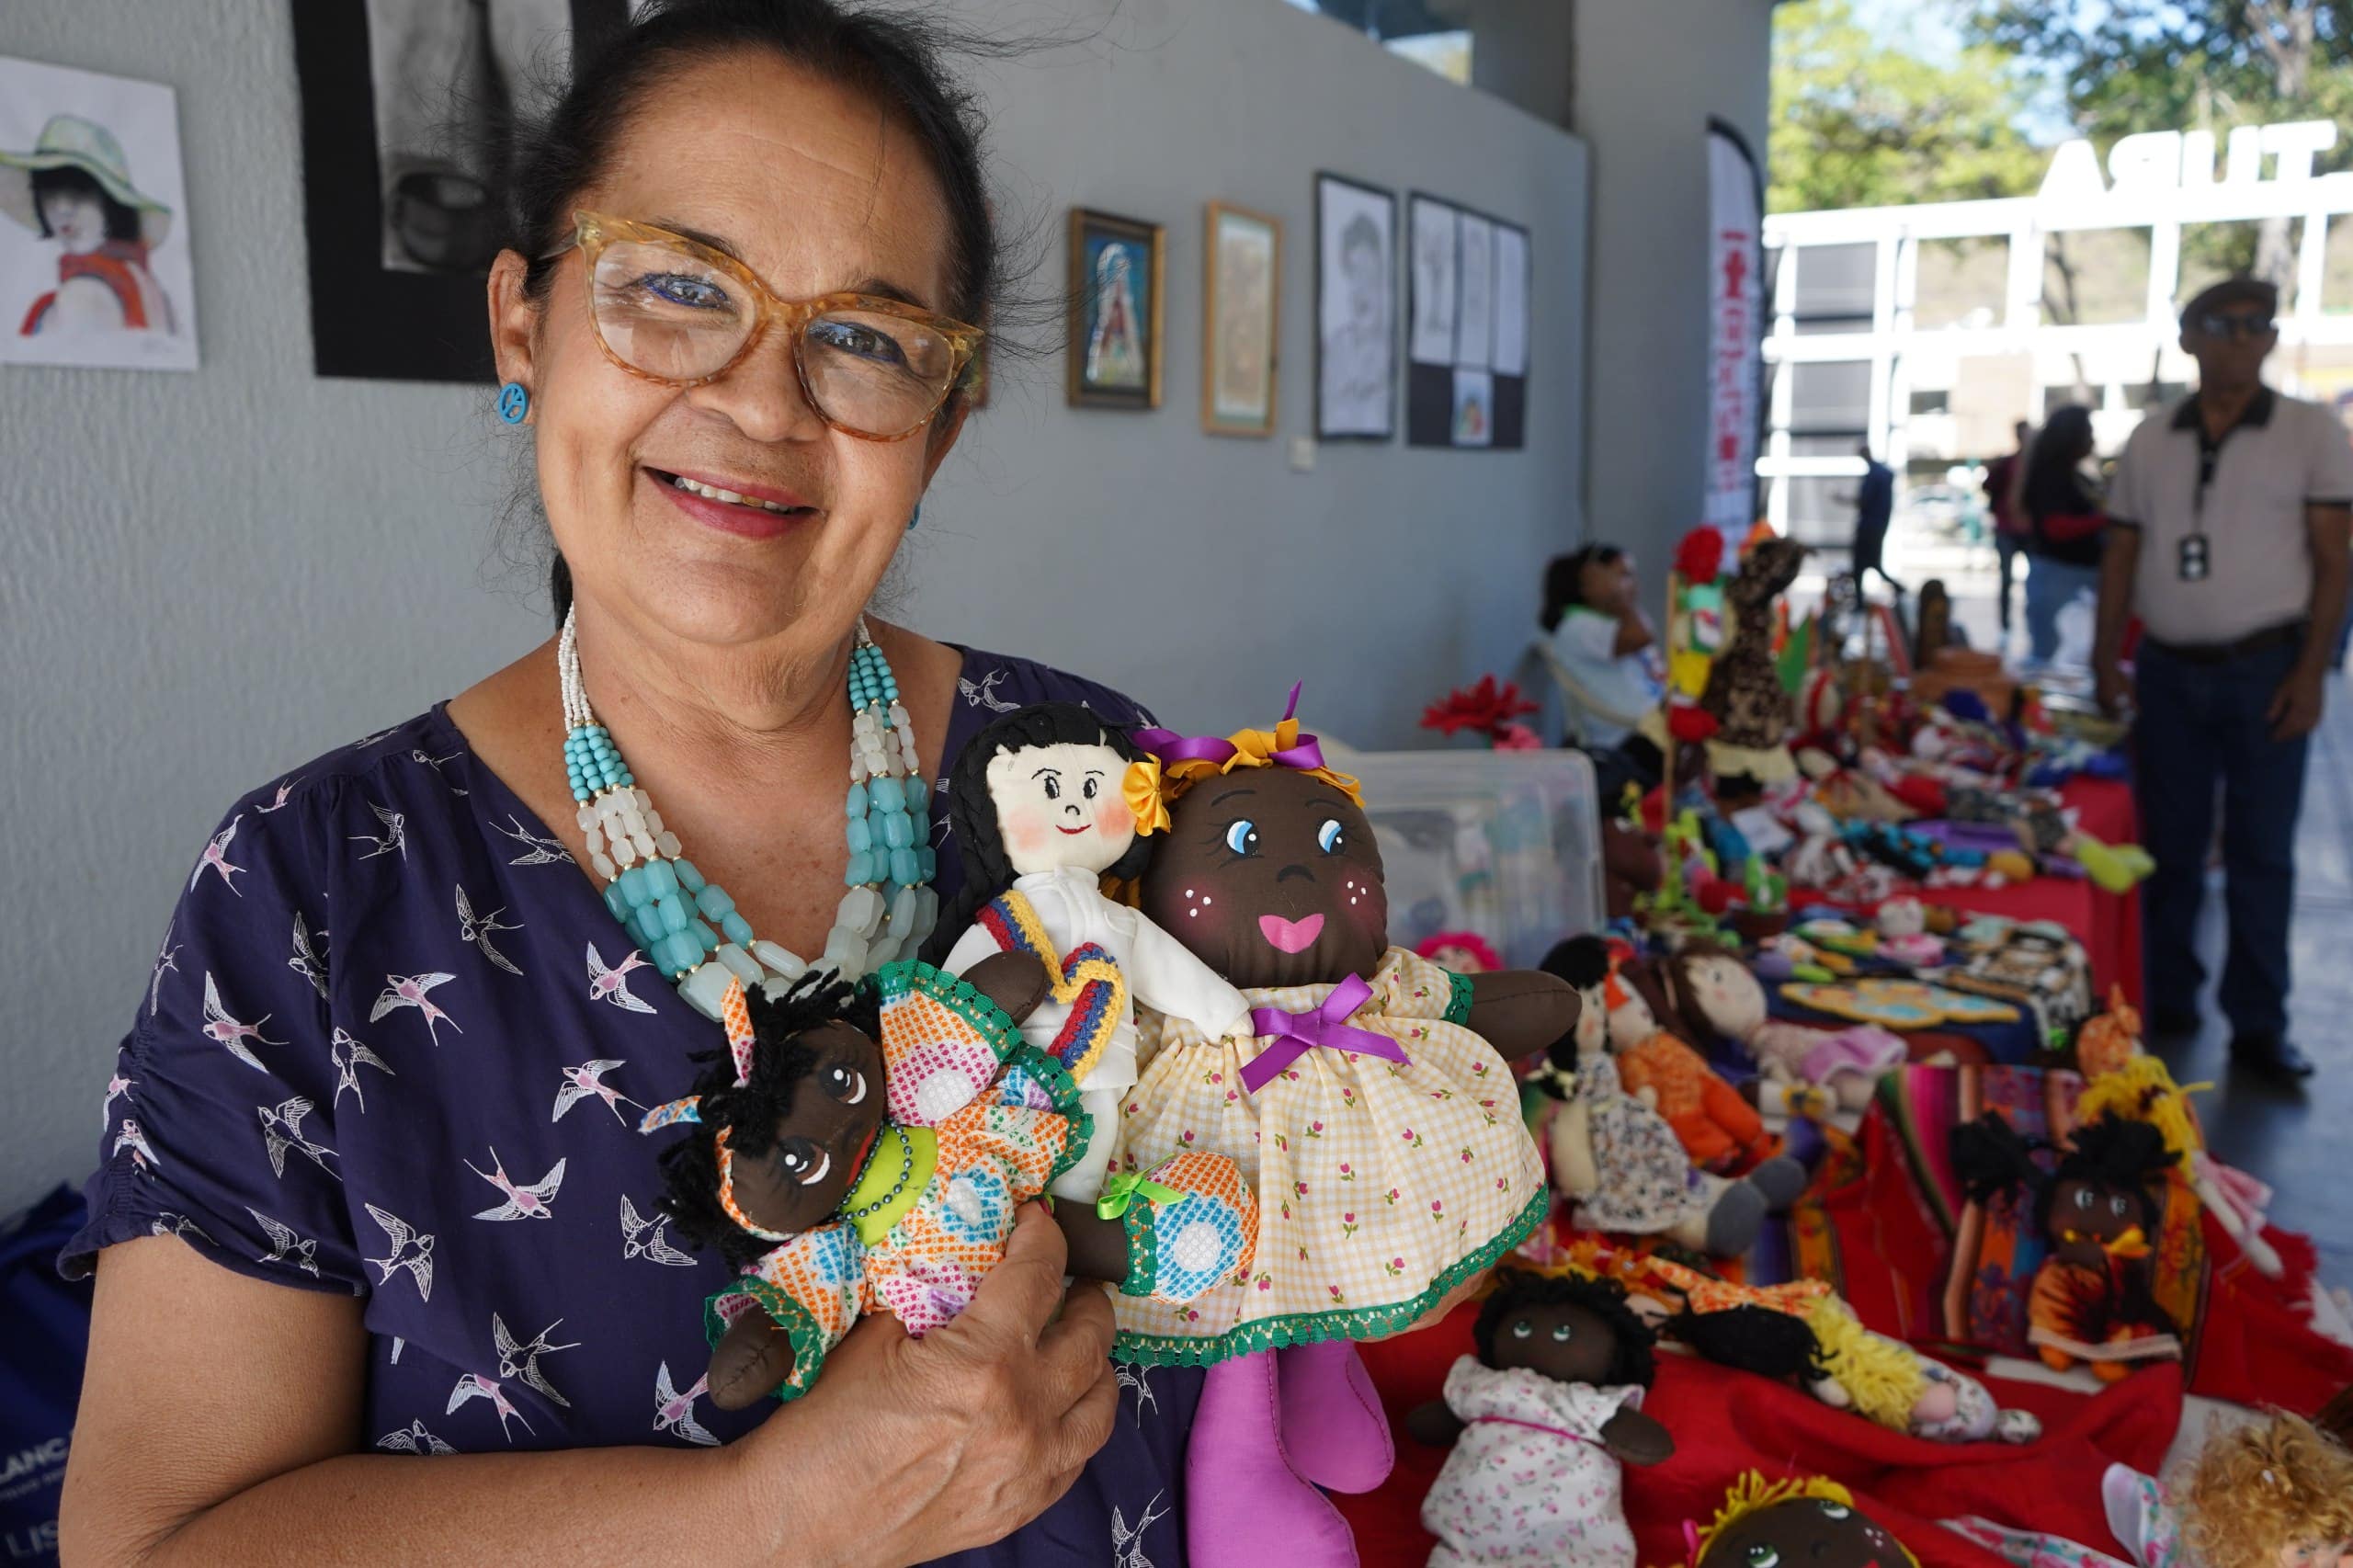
left=291, top=0, right=624, bottom=382
left=1067, top=207, right=1164, bottom=410
left=1203, top=200, right=1279, bottom=437
left=1314, top=172, right=1395, bottom=441
left=1404, top=191, right=1530, bottom=450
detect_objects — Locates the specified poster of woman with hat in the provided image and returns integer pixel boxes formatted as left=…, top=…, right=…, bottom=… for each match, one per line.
left=0, top=55, right=197, bottom=371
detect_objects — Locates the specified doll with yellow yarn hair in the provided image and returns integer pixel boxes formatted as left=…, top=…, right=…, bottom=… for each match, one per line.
left=1107, top=686, right=1571, bottom=1362
left=1689, top=1474, right=1922, bottom=1568
left=2178, top=1414, right=2353, bottom=1568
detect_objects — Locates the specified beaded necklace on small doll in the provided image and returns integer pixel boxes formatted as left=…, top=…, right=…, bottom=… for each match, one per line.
left=556, top=605, right=938, bottom=1021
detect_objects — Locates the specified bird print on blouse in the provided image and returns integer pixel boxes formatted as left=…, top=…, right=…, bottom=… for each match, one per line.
left=200, top=972, right=282, bottom=1072
left=288, top=913, right=330, bottom=1001
left=1116, top=1363, right=1160, bottom=1426
left=371, top=972, right=461, bottom=1044
left=619, top=1194, right=696, bottom=1267
left=455, top=884, right=525, bottom=976
left=191, top=815, right=245, bottom=895
left=467, top=1148, right=565, bottom=1221
left=66, top=657, right=1202, bottom=1568
left=958, top=666, right=1022, bottom=713
left=448, top=1372, right=533, bottom=1441
left=584, top=944, right=655, bottom=1014
left=653, top=1362, right=719, bottom=1447
left=329, top=1028, right=394, bottom=1111
left=552, top=1060, right=638, bottom=1125
left=259, top=1096, right=339, bottom=1180
left=350, top=725, right=402, bottom=750
left=365, top=1203, right=434, bottom=1301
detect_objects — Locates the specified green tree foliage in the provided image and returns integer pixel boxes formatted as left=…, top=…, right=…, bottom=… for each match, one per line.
left=1769, top=0, right=2045, bottom=213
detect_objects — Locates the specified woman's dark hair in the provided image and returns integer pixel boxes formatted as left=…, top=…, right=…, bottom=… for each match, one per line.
left=651, top=968, right=881, bottom=1269
left=1540, top=545, right=1623, bottom=633
left=30, top=166, right=142, bottom=244
left=915, top=702, right=1150, bottom=966
left=1673, top=1302, right=1827, bottom=1382
left=2021, top=404, right=2097, bottom=522
left=1472, top=1269, right=1659, bottom=1388
left=511, top=0, right=1012, bottom=618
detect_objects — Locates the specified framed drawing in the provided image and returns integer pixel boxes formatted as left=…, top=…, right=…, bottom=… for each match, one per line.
left=1404, top=191, right=1530, bottom=450
left=292, top=0, right=623, bottom=381
left=1068, top=207, right=1163, bottom=409
left=1314, top=172, right=1395, bottom=441
left=1203, top=200, right=1279, bottom=437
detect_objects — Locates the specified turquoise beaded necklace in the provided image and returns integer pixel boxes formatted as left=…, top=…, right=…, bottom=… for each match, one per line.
left=556, top=607, right=938, bottom=1021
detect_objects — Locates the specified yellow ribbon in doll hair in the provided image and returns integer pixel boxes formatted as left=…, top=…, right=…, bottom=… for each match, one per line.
left=1689, top=1473, right=1923, bottom=1568
left=1122, top=758, right=1171, bottom=836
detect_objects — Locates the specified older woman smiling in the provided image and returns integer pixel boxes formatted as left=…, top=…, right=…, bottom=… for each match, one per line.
left=57, top=5, right=1191, bottom=1564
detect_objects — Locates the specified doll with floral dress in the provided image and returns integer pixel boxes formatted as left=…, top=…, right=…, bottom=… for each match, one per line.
left=640, top=960, right=1255, bottom=1408
left=920, top=702, right=1254, bottom=1202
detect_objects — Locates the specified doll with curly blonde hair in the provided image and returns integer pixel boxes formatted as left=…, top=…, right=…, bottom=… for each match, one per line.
left=2179, top=1414, right=2353, bottom=1568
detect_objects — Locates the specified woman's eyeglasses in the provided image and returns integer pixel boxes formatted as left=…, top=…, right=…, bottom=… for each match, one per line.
left=2192, top=311, right=2276, bottom=342
left=550, top=211, right=983, bottom=442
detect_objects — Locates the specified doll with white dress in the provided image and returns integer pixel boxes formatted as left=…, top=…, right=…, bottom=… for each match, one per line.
left=923, top=703, right=1254, bottom=1202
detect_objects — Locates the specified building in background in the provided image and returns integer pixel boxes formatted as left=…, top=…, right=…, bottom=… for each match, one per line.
left=1762, top=120, right=2353, bottom=548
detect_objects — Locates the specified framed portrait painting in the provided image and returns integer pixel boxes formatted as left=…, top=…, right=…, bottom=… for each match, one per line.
left=1314, top=173, right=1395, bottom=441
left=1068, top=207, right=1164, bottom=410
left=1203, top=200, right=1279, bottom=437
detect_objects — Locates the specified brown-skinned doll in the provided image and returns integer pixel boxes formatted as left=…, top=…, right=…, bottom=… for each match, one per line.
left=1690, top=1475, right=1921, bottom=1568
left=642, top=953, right=1257, bottom=1409
left=1408, top=1271, right=1673, bottom=1568
left=1108, top=692, right=1574, bottom=1568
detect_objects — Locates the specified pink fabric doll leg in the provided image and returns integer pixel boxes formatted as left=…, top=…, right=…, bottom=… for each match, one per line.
left=1276, top=1340, right=1394, bottom=1494
left=1187, top=1348, right=1360, bottom=1568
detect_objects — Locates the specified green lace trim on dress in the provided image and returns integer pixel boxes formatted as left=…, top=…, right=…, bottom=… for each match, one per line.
left=1443, top=969, right=1476, bottom=1027
left=870, top=960, right=1094, bottom=1187
left=701, top=1276, right=832, bottom=1405
left=1108, top=1183, right=1550, bottom=1368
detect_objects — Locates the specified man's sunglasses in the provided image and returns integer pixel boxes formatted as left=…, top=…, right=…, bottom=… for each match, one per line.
left=2192, top=312, right=2277, bottom=341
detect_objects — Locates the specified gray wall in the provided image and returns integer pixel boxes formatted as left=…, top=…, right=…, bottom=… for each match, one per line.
left=1571, top=0, right=1775, bottom=593
left=0, top=0, right=1591, bottom=1214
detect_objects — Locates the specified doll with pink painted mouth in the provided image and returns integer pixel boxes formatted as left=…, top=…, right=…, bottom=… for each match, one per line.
left=1108, top=688, right=1577, bottom=1364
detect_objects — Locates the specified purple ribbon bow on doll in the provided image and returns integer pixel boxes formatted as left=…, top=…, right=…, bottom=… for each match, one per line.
left=1240, top=974, right=1407, bottom=1093
left=1136, top=683, right=1339, bottom=774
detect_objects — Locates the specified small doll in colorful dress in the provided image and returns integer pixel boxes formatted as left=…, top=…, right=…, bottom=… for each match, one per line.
left=924, top=701, right=1253, bottom=1204
left=1407, top=1270, right=1674, bottom=1568
left=1114, top=688, right=1579, bottom=1568
left=1954, top=1110, right=2182, bottom=1382
left=642, top=960, right=1256, bottom=1408
left=1603, top=949, right=1797, bottom=1183
left=1688, top=1474, right=1922, bottom=1568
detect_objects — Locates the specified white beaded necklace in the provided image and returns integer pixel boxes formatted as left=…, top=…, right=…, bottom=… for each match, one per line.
left=556, top=606, right=939, bottom=1020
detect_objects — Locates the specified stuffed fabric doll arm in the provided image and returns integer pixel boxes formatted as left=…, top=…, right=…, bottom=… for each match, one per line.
left=1459, top=969, right=1583, bottom=1060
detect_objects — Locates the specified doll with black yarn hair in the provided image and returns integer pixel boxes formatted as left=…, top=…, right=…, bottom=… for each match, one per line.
left=1405, top=1269, right=1673, bottom=1567
left=642, top=955, right=1256, bottom=1410
left=1953, top=1109, right=2182, bottom=1381
left=923, top=701, right=1252, bottom=1202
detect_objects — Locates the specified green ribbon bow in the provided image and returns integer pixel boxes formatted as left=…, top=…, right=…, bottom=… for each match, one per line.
left=1097, top=1168, right=1186, bottom=1221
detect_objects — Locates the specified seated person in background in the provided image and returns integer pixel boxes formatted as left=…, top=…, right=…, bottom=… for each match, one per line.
left=1542, top=544, right=1667, bottom=797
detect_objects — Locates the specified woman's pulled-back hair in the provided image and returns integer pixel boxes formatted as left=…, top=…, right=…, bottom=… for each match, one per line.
left=1540, top=545, right=1623, bottom=633
left=509, top=0, right=1014, bottom=619
left=915, top=702, right=1150, bottom=967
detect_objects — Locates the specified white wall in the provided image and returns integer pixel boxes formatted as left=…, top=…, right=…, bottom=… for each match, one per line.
left=1571, top=0, right=1774, bottom=588
left=0, top=0, right=1590, bottom=1214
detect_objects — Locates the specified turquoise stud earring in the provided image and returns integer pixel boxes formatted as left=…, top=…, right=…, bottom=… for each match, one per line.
left=496, top=381, right=530, bottom=425
left=907, top=504, right=923, bottom=531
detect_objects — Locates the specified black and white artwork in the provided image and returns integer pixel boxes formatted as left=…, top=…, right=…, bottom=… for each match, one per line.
left=1314, top=173, right=1395, bottom=441
left=1407, top=194, right=1457, bottom=368
left=1405, top=191, right=1529, bottom=450
left=294, top=0, right=623, bottom=381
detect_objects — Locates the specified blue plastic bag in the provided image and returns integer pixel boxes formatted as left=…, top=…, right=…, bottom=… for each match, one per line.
left=0, top=1186, right=94, bottom=1568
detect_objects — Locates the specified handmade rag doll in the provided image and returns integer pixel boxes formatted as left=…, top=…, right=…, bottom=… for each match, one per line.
left=1407, top=1271, right=1675, bottom=1568
left=642, top=960, right=1256, bottom=1407
left=1117, top=690, right=1577, bottom=1568
left=1952, top=1110, right=2183, bottom=1381
left=1689, top=1474, right=1923, bottom=1568
left=2177, top=1412, right=2353, bottom=1568
left=1603, top=951, right=1786, bottom=1176
left=1640, top=1256, right=2042, bottom=1444
left=925, top=702, right=1253, bottom=1201
left=1657, top=942, right=1904, bottom=1118
left=1535, top=937, right=1802, bottom=1255
left=1699, top=536, right=1809, bottom=786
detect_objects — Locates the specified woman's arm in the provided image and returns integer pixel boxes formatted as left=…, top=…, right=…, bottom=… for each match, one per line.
left=64, top=1209, right=1118, bottom=1568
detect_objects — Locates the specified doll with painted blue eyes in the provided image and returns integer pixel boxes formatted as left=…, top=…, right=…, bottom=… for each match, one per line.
left=1409, top=1271, right=1673, bottom=1568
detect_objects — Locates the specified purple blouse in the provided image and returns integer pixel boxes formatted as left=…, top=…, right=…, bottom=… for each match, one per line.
left=63, top=646, right=1199, bottom=1567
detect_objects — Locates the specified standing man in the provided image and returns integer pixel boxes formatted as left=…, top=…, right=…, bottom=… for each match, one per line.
left=2095, top=278, right=2353, bottom=1083
left=1844, top=443, right=1904, bottom=597
left=1984, top=419, right=2032, bottom=641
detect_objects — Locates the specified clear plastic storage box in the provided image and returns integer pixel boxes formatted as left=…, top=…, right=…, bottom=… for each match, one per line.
left=1333, top=747, right=1607, bottom=970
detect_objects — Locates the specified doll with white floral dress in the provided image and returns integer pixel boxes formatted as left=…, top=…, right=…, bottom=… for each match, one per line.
left=923, top=702, right=1254, bottom=1201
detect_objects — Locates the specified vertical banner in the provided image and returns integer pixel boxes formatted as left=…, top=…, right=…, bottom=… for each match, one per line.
left=1704, top=118, right=1765, bottom=531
